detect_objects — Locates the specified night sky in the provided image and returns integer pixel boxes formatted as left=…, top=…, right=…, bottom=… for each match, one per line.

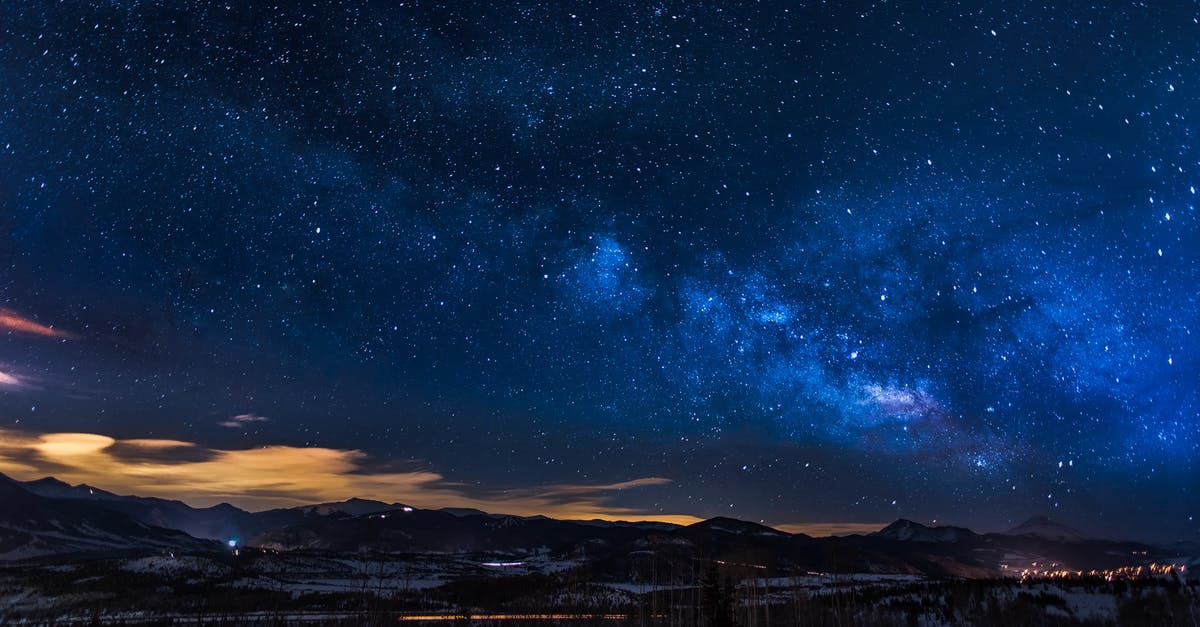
left=1, top=1, right=1198, bottom=541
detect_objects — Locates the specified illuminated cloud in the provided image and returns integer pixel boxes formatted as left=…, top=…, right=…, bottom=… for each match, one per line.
left=0, top=370, right=26, bottom=389
left=557, top=477, right=674, bottom=491
left=0, top=309, right=74, bottom=339
left=35, top=432, right=116, bottom=457
left=218, top=413, right=272, bottom=428
left=0, top=428, right=698, bottom=523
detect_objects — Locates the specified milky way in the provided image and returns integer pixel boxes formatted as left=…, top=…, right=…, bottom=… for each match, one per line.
left=1, top=1, right=1197, bottom=539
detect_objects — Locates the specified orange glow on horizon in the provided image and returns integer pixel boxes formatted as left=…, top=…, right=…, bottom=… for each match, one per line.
left=774, top=521, right=891, bottom=536
left=0, top=428, right=872, bottom=534
left=0, top=428, right=701, bottom=524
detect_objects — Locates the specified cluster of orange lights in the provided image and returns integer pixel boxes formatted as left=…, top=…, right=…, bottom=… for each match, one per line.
left=1003, top=562, right=1187, bottom=582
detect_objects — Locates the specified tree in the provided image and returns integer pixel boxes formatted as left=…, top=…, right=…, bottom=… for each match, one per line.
left=701, top=560, right=735, bottom=627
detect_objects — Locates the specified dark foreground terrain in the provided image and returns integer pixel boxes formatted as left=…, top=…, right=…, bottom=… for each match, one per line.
left=2, top=474, right=1198, bottom=625
left=1, top=551, right=1197, bottom=626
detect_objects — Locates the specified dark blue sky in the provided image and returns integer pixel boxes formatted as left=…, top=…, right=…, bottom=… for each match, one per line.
left=1, top=1, right=1197, bottom=540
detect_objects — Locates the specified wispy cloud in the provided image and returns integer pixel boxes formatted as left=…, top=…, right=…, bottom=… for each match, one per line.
left=0, top=309, right=74, bottom=339
left=0, top=371, right=24, bottom=388
left=0, top=429, right=699, bottom=524
left=0, top=367, right=39, bottom=392
left=218, top=413, right=272, bottom=428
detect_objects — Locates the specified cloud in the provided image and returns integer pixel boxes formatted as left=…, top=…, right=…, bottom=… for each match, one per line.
left=0, top=370, right=27, bottom=390
left=0, top=309, right=74, bottom=339
left=554, top=477, right=674, bottom=492
left=35, top=432, right=116, bottom=456
left=218, top=413, right=272, bottom=428
left=0, top=428, right=699, bottom=523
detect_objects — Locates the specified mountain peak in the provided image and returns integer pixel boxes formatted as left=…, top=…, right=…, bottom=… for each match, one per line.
left=24, top=476, right=71, bottom=490
left=20, top=476, right=76, bottom=498
left=874, top=519, right=974, bottom=543
left=0, top=472, right=33, bottom=495
left=877, top=518, right=924, bottom=531
left=689, top=517, right=787, bottom=536
left=21, top=477, right=120, bottom=501
left=294, top=498, right=397, bottom=517
left=1004, top=516, right=1090, bottom=542
left=440, top=507, right=491, bottom=518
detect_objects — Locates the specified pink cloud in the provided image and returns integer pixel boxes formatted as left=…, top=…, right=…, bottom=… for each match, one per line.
left=218, top=413, right=272, bottom=428
left=0, top=309, right=74, bottom=339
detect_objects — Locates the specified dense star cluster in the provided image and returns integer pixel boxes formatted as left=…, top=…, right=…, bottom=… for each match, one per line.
left=1, top=2, right=1197, bottom=539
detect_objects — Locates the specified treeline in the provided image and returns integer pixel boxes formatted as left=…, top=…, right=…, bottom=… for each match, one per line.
left=2, top=554, right=1199, bottom=626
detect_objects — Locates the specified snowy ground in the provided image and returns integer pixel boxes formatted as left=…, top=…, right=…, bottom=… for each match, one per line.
left=106, top=548, right=584, bottom=598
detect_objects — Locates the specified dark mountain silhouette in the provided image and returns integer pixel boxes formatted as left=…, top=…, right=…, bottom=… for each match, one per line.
left=0, top=473, right=214, bottom=559
left=440, top=507, right=493, bottom=517
left=295, top=497, right=407, bottom=517
left=873, top=519, right=976, bottom=543
left=19, top=476, right=405, bottom=542
left=1003, top=515, right=1092, bottom=542
left=686, top=516, right=790, bottom=537
left=246, top=508, right=1186, bottom=579
left=4, top=474, right=1196, bottom=578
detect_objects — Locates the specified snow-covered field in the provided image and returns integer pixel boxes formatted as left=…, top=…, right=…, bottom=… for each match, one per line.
left=107, top=549, right=585, bottom=598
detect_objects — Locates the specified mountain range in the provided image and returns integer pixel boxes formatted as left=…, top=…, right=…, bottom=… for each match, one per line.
left=0, top=474, right=213, bottom=559
left=2, top=472, right=1197, bottom=578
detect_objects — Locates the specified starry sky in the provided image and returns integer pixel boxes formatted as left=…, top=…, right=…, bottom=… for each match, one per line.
left=1, top=1, right=1198, bottom=540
